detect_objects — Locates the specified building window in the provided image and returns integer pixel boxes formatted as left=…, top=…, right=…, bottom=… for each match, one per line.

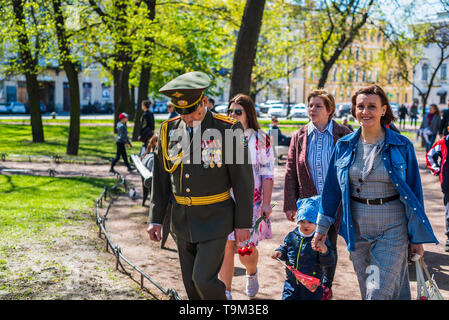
left=348, top=68, right=353, bottom=82
left=440, top=93, right=447, bottom=104
left=377, top=33, right=382, bottom=43
left=441, top=64, right=447, bottom=80
left=355, top=68, right=360, bottom=82
left=355, top=48, right=360, bottom=61
left=422, top=64, right=429, bottom=81
left=333, top=67, right=338, bottom=82
left=83, top=82, right=92, bottom=101
left=362, top=70, right=366, bottom=82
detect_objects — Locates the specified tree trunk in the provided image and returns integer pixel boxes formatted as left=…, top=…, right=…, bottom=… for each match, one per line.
left=52, top=0, right=81, bottom=155
left=65, top=62, right=81, bottom=155
left=113, top=68, right=120, bottom=133
left=25, top=73, right=44, bottom=143
left=318, top=53, right=340, bottom=89
left=133, top=65, right=151, bottom=141
left=229, top=0, right=266, bottom=99
left=12, top=0, right=44, bottom=142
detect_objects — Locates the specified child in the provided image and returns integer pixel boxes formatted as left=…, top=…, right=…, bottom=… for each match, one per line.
left=426, top=135, right=449, bottom=252
left=272, top=195, right=336, bottom=300
left=110, top=113, right=135, bottom=173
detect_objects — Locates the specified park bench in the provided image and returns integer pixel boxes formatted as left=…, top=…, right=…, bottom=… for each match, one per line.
left=130, top=154, right=153, bottom=188
left=274, top=145, right=289, bottom=160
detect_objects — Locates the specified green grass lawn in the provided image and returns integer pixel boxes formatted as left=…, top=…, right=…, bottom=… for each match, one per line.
left=0, top=118, right=421, bottom=161
left=0, top=175, right=116, bottom=245
left=0, top=123, right=144, bottom=160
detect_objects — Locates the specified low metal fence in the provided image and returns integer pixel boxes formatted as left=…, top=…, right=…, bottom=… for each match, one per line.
left=95, top=173, right=181, bottom=300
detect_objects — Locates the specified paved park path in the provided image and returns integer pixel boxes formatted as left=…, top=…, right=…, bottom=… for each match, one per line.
left=1, top=142, right=448, bottom=300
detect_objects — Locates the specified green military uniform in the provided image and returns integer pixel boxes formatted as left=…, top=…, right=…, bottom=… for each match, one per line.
left=149, top=71, right=254, bottom=300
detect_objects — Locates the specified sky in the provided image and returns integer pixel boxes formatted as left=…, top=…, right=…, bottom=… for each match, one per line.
left=378, top=0, right=445, bottom=26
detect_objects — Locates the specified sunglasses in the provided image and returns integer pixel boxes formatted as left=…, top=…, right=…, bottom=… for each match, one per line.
left=227, top=109, right=243, bottom=116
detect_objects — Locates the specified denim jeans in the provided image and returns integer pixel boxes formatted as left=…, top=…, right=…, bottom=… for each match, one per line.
left=426, top=134, right=437, bottom=152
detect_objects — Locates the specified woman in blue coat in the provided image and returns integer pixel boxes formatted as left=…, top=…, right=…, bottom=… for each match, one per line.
left=312, top=85, right=438, bottom=300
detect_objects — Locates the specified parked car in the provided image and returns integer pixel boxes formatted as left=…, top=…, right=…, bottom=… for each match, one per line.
left=152, top=101, right=168, bottom=113
left=288, top=103, right=308, bottom=118
left=335, top=102, right=352, bottom=118
left=260, top=100, right=282, bottom=114
left=95, top=102, right=113, bottom=113
left=214, top=103, right=228, bottom=114
left=254, top=103, right=261, bottom=117
left=267, top=104, right=288, bottom=118
left=81, top=103, right=97, bottom=114
left=0, top=104, right=10, bottom=114
left=9, top=102, right=27, bottom=114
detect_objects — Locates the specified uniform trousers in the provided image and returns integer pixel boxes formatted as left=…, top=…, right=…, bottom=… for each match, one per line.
left=176, top=236, right=227, bottom=300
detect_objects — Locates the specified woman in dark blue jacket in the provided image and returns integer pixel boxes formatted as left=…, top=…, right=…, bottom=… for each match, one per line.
left=312, top=85, right=438, bottom=300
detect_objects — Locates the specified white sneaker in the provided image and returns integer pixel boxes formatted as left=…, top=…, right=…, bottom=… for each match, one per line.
left=225, top=290, right=232, bottom=300
left=246, top=270, right=259, bottom=298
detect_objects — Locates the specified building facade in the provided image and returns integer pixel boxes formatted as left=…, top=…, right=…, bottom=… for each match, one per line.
left=412, top=12, right=449, bottom=110
left=257, top=25, right=412, bottom=106
left=0, top=67, right=114, bottom=113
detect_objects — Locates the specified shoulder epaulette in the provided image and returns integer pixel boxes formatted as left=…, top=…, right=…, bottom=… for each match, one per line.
left=213, top=113, right=237, bottom=125
left=162, top=115, right=181, bottom=125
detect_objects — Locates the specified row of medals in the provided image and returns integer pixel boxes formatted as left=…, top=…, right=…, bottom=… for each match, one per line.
left=203, top=139, right=222, bottom=168
left=202, top=147, right=222, bottom=168
left=169, top=138, right=222, bottom=168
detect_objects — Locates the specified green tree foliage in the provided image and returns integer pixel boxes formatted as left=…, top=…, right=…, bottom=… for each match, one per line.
left=297, top=0, right=375, bottom=89
left=250, top=0, right=305, bottom=104
left=0, top=0, right=54, bottom=142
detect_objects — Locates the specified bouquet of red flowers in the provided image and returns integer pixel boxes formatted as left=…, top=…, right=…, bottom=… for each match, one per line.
left=276, top=258, right=321, bottom=293
left=237, top=202, right=277, bottom=257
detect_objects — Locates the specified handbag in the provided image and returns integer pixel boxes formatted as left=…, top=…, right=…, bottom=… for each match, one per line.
left=415, top=257, right=444, bottom=300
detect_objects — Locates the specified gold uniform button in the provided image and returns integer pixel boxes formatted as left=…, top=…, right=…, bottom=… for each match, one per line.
left=186, top=188, right=191, bottom=193
left=185, top=173, right=190, bottom=179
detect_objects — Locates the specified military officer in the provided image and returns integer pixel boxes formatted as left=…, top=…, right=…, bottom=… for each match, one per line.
left=147, top=71, right=254, bottom=300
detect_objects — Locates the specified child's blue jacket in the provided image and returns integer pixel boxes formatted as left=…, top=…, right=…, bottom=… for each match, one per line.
left=275, top=227, right=336, bottom=284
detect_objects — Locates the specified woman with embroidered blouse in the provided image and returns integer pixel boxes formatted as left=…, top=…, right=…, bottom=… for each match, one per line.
left=218, top=94, right=274, bottom=300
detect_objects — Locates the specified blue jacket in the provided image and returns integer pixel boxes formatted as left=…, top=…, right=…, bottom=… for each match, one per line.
left=276, top=227, right=336, bottom=284
left=316, top=126, right=438, bottom=252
